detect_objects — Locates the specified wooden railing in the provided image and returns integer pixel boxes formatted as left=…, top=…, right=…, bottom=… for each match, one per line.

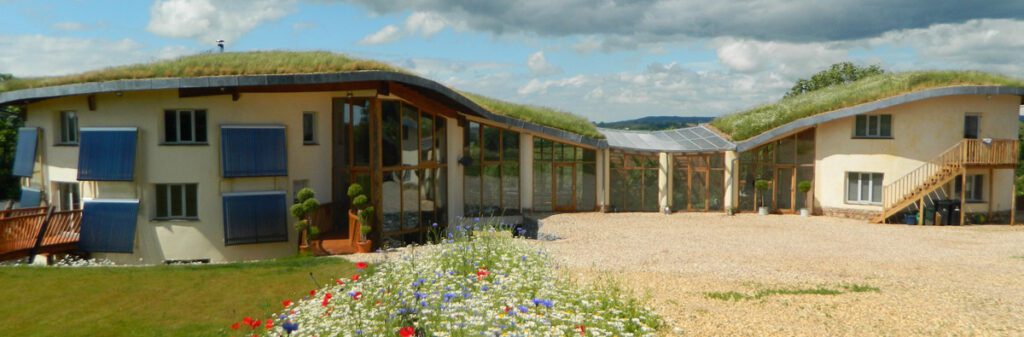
left=882, top=139, right=1018, bottom=210
left=0, top=207, right=48, bottom=219
left=0, top=207, right=82, bottom=261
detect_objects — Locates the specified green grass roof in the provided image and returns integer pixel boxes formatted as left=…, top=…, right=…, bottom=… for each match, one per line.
left=710, top=71, right=1024, bottom=141
left=0, top=51, right=602, bottom=139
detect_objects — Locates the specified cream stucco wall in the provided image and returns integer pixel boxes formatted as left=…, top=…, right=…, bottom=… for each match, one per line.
left=25, top=89, right=349, bottom=263
left=814, top=94, right=1020, bottom=215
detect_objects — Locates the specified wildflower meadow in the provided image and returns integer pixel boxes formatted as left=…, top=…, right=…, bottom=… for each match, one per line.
left=233, top=222, right=663, bottom=336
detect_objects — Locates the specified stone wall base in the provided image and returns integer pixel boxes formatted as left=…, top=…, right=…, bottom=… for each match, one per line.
left=821, top=207, right=881, bottom=221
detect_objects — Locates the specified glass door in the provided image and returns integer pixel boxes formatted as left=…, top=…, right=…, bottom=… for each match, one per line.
left=553, top=163, right=576, bottom=211
left=775, top=167, right=795, bottom=212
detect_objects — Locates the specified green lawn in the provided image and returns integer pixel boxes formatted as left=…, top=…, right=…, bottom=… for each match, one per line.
left=0, top=256, right=356, bottom=337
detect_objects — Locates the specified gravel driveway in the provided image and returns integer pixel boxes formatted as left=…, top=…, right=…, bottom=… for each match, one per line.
left=535, top=212, right=1024, bottom=336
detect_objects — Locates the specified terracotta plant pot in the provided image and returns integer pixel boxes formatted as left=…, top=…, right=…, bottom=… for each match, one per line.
left=356, top=240, right=372, bottom=253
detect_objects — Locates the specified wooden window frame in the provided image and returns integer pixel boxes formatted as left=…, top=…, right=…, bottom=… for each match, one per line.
left=163, top=109, right=208, bottom=145
left=154, top=183, right=199, bottom=220
left=853, top=114, right=892, bottom=139
left=58, top=111, right=79, bottom=145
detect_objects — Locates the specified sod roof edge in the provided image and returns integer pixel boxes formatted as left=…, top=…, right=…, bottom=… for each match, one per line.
left=0, top=71, right=606, bottom=149
left=734, top=85, right=1024, bottom=152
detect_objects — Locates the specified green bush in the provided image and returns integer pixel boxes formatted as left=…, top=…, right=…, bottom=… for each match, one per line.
left=292, top=188, right=320, bottom=242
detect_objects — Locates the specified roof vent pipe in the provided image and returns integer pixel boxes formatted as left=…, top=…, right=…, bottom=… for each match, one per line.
left=216, top=39, right=225, bottom=53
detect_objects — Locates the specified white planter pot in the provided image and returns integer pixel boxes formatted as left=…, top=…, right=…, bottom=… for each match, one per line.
left=758, top=207, right=770, bottom=216
left=800, top=208, right=811, bottom=217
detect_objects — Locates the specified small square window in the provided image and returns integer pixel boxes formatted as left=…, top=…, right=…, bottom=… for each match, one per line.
left=164, top=110, right=207, bottom=144
left=954, top=174, right=984, bottom=202
left=59, top=111, right=79, bottom=145
left=155, top=183, right=198, bottom=219
left=302, top=112, right=317, bottom=144
left=846, top=172, right=883, bottom=204
left=853, top=115, right=892, bottom=138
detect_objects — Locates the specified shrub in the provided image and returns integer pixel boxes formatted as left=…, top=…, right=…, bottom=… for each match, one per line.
left=292, top=188, right=320, bottom=242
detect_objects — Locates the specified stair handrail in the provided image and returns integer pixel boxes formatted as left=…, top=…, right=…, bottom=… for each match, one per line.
left=881, top=139, right=1019, bottom=210
left=882, top=140, right=966, bottom=209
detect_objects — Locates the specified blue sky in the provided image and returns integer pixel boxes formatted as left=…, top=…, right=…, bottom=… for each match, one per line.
left=1, top=0, right=1022, bottom=122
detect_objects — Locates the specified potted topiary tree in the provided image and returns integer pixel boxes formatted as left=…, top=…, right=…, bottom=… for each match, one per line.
left=291, top=188, right=320, bottom=253
left=347, top=183, right=375, bottom=253
left=797, top=180, right=813, bottom=217
left=755, top=179, right=772, bottom=216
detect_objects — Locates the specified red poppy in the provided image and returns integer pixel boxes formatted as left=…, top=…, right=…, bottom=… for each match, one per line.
left=355, top=261, right=368, bottom=269
left=352, top=291, right=362, bottom=300
left=310, top=290, right=316, bottom=296
left=242, top=317, right=253, bottom=326
left=476, top=268, right=490, bottom=281
left=351, top=274, right=360, bottom=282
left=325, top=293, right=333, bottom=299
left=503, top=306, right=511, bottom=313
left=336, top=279, right=345, bottom=286
left=282, top=299, right=293, bottom=308
left=231, top=322, right=240, bottom=330
left=265, top=320, right=274, bottom=329
left=399, top=326, right=416, bottom=337
left=322, top=298, right=330, bottom=307
left=578, top=325, right=586, bottom=336
left=251, top=319, right=261, bottom=329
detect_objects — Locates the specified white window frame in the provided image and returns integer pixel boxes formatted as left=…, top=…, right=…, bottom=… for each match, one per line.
left=59, top=111, right=79, bottom=145
left=52, top=181, right=81, bottom=211
left=955, top=174, right=984, bottom=202
left=846, top=172, right=883, bottom=204
left=302, top=111, right=317, bottom=145
left=854, top=115, right=892, bottom=138
left=155, top=183, right=199, bottom=220
left=164, top=109, right=207, bottom=144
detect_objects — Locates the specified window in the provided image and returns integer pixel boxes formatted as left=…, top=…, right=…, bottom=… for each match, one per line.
left=846, top=172, right=883, bottom=204
left=59, top=111, right=78, bottom=145
left=464, top=121, right=521, bottom=215
left=302, top=111, right=317, bottom=144
left=954, top=174, right=984, bottom=202
left=164, top=110, right=207, bottom=144
left=964, top=114, right=979, bottom=139
left=854, top=115, right=891, bottom=138
left=155, top=184, right=198, bottom=219
left=292, top=179, right=309, bottom=203
left=53, top=182, right=81, bottom=211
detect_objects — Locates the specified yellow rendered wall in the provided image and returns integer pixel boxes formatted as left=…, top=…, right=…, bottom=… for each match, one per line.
left=25, top=89, right=346, bottom=263
left=814, top=94, right=1020, bottom=214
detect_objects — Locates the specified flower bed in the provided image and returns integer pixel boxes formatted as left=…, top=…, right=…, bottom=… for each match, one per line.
left=235, top=227, right=662, bottom=336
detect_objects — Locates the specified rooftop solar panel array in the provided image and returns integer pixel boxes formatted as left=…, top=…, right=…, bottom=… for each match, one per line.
left=598, top=125, right=735, bottom=153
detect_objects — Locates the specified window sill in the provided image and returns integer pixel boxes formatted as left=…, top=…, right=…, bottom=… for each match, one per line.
left=851, top=136, right=893, bottom=140
left=152, top=217, right=200, bottom=222
left=844, top=201, right=882, bottom=206
left=303, top=142, right=319, bottom=146
left=965, top=200, right=985, bottom=204
left=160, top=142, right=209, bottom=146
left=54, top=143, right=79, bottom=147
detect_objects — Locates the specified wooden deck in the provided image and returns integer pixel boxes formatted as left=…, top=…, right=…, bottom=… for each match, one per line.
left=0, top=207, right=82, bottom=262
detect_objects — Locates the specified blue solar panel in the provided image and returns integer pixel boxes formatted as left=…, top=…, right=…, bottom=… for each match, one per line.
left=221, top=126, right=288, bottom=177
left=222, top=191, right=288, bottom=245
left=79, top=200, right=139, bottom=253
left=18, top=187, right=41, bottom=208
left=78, top=128, right=137, bottom=181
left=12, top=128, right=38, bottom=177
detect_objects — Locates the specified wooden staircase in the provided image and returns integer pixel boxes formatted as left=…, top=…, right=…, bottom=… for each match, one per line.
left=873, top=139, right=1018, bottom=223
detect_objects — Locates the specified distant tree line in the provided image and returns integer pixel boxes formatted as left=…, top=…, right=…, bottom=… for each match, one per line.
left=0, top=73, right=23, bottom=200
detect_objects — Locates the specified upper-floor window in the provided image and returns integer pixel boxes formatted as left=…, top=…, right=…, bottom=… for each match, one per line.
left=59, top=111, right=78, bottom=145
left=302, top=111, right=317, bottom=144
left=155, top=183, right=198, bottom=219
left=854, top=115, right=891, bottom=138
left=53, top=182, right=81, bottom=211
left=846, top=172, right=883, bottom=204
left=963, top=114, right=980, bottom=139
left=164, top=110, right=207, bottom=144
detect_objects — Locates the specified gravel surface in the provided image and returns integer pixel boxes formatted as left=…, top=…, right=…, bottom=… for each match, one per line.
left=534, top=212, right=1024, bottom=336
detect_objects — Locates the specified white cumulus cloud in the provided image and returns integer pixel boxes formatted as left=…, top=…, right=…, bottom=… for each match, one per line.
left=0, top=34, right=193, bottom=77
left=358, top=11, right=453, bottom=45
left=147, top=0, right=296, bottom=43
left=359, top=25, right=401, bottom=45
left=526, top=51, right=559, bottom=76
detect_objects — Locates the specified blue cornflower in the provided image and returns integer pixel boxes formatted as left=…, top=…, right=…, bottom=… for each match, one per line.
left=421, top=300, right=428, bottom=307
left=481, top=285, right=489, bottom=291
left=282, top=321, right=299, bottom=334
left=432, top=222, right=439, bottom=228
left=414, top=291, right=426, bottom=300
left=517, top=305, right=529, bottom=313
left=443, top=292, right=457, bottom=302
